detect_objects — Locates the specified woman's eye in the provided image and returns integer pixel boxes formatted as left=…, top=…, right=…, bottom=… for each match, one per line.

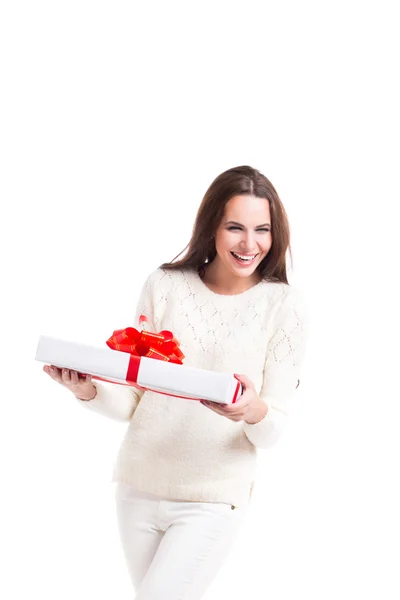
left=227, top=226, right=271, bottom=233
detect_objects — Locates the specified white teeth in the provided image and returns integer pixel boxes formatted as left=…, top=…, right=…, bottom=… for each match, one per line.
left=231, top=252, right=257, bottom=262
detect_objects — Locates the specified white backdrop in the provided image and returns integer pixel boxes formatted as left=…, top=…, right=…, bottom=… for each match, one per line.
left=1, top=1, right=399, bottom=598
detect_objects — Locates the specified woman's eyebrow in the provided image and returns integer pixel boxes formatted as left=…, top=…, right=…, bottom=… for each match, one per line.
left=225, top=220, right=271, bottom=227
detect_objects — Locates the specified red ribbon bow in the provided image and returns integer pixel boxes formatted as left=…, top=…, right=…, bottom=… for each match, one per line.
left=106, top=315, right=184, bottom=364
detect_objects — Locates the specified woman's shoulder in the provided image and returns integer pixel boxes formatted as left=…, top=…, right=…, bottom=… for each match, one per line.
left=276, top=282, right=305, bottom=304
left=260, top=278, right=304, bottom=302
left=268, top=282, right=308, bottom=328
left=257, top=279, right=307, bottom=321
left=143, top=266, right=196, bottom=292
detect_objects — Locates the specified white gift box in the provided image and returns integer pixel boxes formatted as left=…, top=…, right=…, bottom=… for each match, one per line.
left=35, top=336, right=242, bottom=404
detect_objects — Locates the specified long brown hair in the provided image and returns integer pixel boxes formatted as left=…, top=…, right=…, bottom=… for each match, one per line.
left=161, top=165, right=293, bottom=284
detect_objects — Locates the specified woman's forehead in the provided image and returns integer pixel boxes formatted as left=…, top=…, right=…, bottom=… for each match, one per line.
left=223, top=195, right=271, bottom=221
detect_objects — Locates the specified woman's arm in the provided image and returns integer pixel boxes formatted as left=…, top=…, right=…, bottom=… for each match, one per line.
left=77, top=270, right=158, bottom=421
left=243, top=287, right=309, bottom=449
left=77, top=380, right=145, bottom=421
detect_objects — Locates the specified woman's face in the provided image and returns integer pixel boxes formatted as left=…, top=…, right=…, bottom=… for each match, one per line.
left=213, top=194, right=272, bottom=279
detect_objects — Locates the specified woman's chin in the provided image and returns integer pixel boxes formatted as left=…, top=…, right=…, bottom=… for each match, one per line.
left=228, top=255, right=263, bottom=277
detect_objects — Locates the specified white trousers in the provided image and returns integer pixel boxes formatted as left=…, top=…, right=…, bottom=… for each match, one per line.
left=115, top=483, right=249, bottom=600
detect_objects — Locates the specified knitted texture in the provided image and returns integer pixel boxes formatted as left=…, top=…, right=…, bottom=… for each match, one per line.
left=80, top=268, right=308, bottom=507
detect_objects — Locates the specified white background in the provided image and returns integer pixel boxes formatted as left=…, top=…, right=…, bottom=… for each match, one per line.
left=1, top=1, right=399, bottom=598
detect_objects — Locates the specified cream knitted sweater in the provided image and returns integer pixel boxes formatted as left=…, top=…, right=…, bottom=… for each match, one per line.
left=79, top=268, right=308, bottom=507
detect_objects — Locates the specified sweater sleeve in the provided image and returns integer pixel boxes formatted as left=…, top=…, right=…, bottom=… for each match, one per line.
left=243, top=287, right=308, bottom=449
left=76, top=270, right=157, bottom=421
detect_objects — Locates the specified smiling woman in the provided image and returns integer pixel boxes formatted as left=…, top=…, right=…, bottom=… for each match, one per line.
left=202, top=194, right=273, bottom=293
left=161, top=165, right=292, bottom=291
left=45, top=165, right=308, bottom=600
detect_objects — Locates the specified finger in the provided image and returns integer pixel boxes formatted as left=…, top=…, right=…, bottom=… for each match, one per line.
left=70, top=370, right=79, bottom=385
left=201, top=401, right=232, bottom=414
left=61, top=368, right=71, bottom=384
left=234, top=373, right=250, bottom=385
left=212, top=399, right=244, bottom=411
left=201, top=400, right=225, bottom=408
left=230, top=393, right=251, bottom=408
left=201, top=399, right=235, bottom=409
left=43, top=365, right=58, bottom=380
left=234, top=373, right=254, bottom=390
left=200, top=400, right=220, bottom=411
left=76, top=371, right=91, bottom=382
left=48, top=366, right=63, bottom=383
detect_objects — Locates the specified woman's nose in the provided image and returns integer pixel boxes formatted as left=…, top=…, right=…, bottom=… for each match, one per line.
left=239, top=231, right=256, bottom=250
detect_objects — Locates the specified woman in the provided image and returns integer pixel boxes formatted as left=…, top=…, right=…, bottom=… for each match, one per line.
left=43, top=165, right=308, bottom=600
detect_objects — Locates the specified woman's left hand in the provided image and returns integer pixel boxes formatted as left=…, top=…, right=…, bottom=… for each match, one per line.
left=200, top=373, right=268, bottom=424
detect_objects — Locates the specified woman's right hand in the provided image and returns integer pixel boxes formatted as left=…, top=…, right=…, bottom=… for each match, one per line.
left=43, top=365, right=97, bottom=401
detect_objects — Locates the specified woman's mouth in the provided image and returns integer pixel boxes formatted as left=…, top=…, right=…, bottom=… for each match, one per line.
left=230, top=252, right=259, bottom=267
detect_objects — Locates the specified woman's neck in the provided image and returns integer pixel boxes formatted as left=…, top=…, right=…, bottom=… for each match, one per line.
left=201, top=260, right=261, bottom=295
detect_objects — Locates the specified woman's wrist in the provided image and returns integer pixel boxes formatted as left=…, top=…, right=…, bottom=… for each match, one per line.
left=245, top=399, right=268, bottom=424
left=76, top=385, right=97, bottom=401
